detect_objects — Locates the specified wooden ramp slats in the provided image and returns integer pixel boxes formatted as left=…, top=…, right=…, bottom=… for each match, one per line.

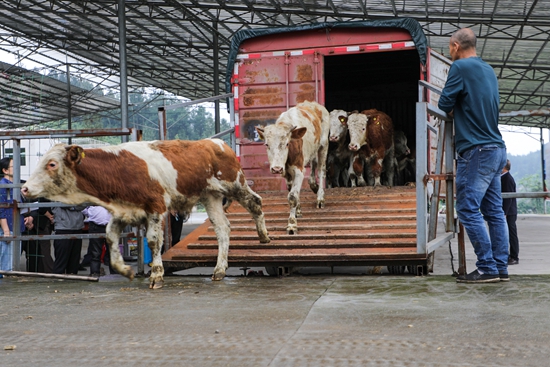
left=198, top=231, right=417, bottom=241
left=187, top=238, right=416, bottom=250
left=163, top=186, right=425, bottom=270
left=170, top=249, right=425, bottom=262
left=228, top=222, right=417, bottom=231
left=227, top=215, right=416, bottom=223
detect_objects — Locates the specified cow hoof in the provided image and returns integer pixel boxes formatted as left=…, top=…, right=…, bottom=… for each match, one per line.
left=316, top=200, right=325, bottom=209
left=286, top=227, right=298, bottom=235
left=260, top=235, right=271, bottom=243
left=212, top=271, right=226, bottom=281
left=149, top=279, right=164, bottom=289
left=119, top=265, right=135, bottom=281
left=310, top=183, right=319, bottom=194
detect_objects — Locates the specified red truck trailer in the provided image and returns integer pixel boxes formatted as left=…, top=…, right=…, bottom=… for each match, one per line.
left=163, top=19, right=457, bottom=276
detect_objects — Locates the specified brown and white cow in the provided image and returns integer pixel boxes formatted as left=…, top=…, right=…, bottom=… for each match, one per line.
left=255, top=100, right=330, bottom=234
left=328, top=109, right=366, bottom=187
left=21, top=139, right=270, bottom=289
left=346, top=109, right=395, bottom=186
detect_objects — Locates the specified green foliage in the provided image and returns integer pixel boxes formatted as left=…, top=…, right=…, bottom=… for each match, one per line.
left=517, top=173, right=545, bottom=214
left=34, top=70, right=231, bottom=144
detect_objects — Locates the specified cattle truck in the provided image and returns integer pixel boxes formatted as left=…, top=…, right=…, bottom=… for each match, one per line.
left=163, top=18, right=457, bottom=276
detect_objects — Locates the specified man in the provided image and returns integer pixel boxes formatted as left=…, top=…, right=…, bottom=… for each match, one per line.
left=52, top=205, right=86, bottom=275
left=438, top=28, right=509, bottom=283
left=501, top=160, right=519, bottom=265
left=82, top=206, right=116, bottom=277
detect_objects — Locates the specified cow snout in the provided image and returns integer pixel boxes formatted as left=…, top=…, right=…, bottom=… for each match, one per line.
left=348, top=144, right=359, bottom=151
left=329, top=136, right=339, bottom=142
left=271, top=166, right=284, bottom=174
left=21, top=186, right=29, bottom=197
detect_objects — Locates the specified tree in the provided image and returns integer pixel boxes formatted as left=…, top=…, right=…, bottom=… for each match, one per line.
left=517, top=173, right=546, bottom=214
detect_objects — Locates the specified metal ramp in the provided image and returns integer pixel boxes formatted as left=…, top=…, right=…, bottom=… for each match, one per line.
left=163, top=186, right=427, bottom=275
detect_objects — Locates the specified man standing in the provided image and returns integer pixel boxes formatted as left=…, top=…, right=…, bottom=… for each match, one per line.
left=438, top=28, right=509, bottom=283
left=501, top=159, right=519, bottom=265
left=52, top=205, right=85, bottom=275
left=82, top=206, right=116, bottom=277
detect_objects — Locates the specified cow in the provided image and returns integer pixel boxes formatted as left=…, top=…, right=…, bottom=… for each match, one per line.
left=21, top=139, right=271, bottom=289
left=346, top=109, right=395, bottom=186
left=393, top=130, right=415, bottom=186
left=328, top=109, right=358, bottom=187
left=255, top=100, right=330, bottom=234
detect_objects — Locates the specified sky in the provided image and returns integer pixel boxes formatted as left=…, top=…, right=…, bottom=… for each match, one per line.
left=499, top=127, right=548, bottom=157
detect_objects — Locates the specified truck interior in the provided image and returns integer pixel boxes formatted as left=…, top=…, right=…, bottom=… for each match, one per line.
left=324, top=48, right=421, bottom=169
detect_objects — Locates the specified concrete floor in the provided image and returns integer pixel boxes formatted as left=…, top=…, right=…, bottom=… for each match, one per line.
left=1, top=214, right=550, bottom=366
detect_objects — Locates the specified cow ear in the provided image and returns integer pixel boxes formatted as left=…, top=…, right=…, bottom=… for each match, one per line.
left=338, top=115, right=348, bottom=125
left=290, top=126, right=307, bottom=140
left=65, top=145, right=85, bottom=165
left=255, top=126, right=265, bottom=140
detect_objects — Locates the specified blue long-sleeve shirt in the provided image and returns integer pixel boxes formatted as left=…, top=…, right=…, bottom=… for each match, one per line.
left=0, top=177, right=26, bottom=234
left=438, top=56, right=505, bottom=154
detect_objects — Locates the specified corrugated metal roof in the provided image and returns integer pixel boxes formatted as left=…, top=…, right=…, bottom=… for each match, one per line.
left=1, top=0, right=549, bottom=128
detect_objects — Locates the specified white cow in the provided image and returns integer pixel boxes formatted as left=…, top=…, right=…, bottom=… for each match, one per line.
left=256, top=100, right=330, bottom=234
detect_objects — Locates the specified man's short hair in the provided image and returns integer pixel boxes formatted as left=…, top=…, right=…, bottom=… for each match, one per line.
left=504, top=159, right=511, bottom=171
left=452, top=28, right=477, bottom=50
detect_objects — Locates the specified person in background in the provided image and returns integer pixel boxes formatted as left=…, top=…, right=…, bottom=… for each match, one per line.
left=23, top=198, right=54, bottom=273
left=501, top=159, right=519, bottom=265
left=170, top=210, right=185, bottom=249
left=82, top=205, right=116, bottom=277
left=0, top=157, right=33, bottom=278
left=52, top=204, right=85, bottom=275
left=438, top=28, right=509, bottom=283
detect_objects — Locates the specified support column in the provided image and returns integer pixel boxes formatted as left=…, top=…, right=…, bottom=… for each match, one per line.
left=213, top=21, right=220, bottom=134
left=118, top=0, right=129, bottom=143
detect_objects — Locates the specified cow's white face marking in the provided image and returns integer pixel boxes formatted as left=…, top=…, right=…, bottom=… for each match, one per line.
left=329, top=109, right=348, bottom=142
left=256, top=123, right=293, bottom=175
left=22, top=144, right=76, bottom=200
left=347, top=113, right=368, bottom=151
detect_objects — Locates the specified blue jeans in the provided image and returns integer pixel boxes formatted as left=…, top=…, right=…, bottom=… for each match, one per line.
left=456, top=145, right=509, bottom=275
left=0, top=229, right=13, bottom=276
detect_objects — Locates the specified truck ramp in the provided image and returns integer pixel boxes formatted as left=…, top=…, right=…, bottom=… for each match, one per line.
left=163, top=186, right=426, bottom=274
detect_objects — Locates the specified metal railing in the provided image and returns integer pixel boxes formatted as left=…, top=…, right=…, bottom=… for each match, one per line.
left=416, top=80, right=455, bottom=255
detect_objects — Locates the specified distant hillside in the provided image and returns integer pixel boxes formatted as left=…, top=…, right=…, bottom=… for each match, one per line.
left=508, top=145, right=548, bottom=189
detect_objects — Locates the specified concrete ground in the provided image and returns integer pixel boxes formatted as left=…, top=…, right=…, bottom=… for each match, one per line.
left=2, top=214, right=550, bottom=366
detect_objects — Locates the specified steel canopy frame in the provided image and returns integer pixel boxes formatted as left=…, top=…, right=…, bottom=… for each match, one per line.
left=0, top=0, right=549, bottom=130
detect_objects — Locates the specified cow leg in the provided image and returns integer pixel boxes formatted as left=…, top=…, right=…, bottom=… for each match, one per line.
left=285, top=168, right=302, bottom=218
left=145, top=212, right=165, bottom=289
left=106, top=218, right=134, bottom=281
left=383, top=146, right=395, bottom=187
left=203, top=195, right=231, bottom=280
left=371, top=156, right=384, bottom=187
left=315, top=144, right=328, bottom=209
left=349, top=153, right=367, bottom=187
left=287, top=167, right=304, bottom=234
left=235, top=185, right=270, bottom=243
left=308, top=159, right=319, bottom=194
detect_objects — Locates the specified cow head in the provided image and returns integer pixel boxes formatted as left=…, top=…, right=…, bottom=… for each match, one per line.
left=328, top=109, right=349, bottom=143
left=255, top=123, right=307, bottom=175
left=394, top=130, right=411, bottom=158
left=347, top=113, right=369, bottom=151
left=21, top=144, right=85, bottom=201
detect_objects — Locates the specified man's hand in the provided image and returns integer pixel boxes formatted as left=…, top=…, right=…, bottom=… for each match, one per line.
left=24, top=216, right=34, bottom=230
